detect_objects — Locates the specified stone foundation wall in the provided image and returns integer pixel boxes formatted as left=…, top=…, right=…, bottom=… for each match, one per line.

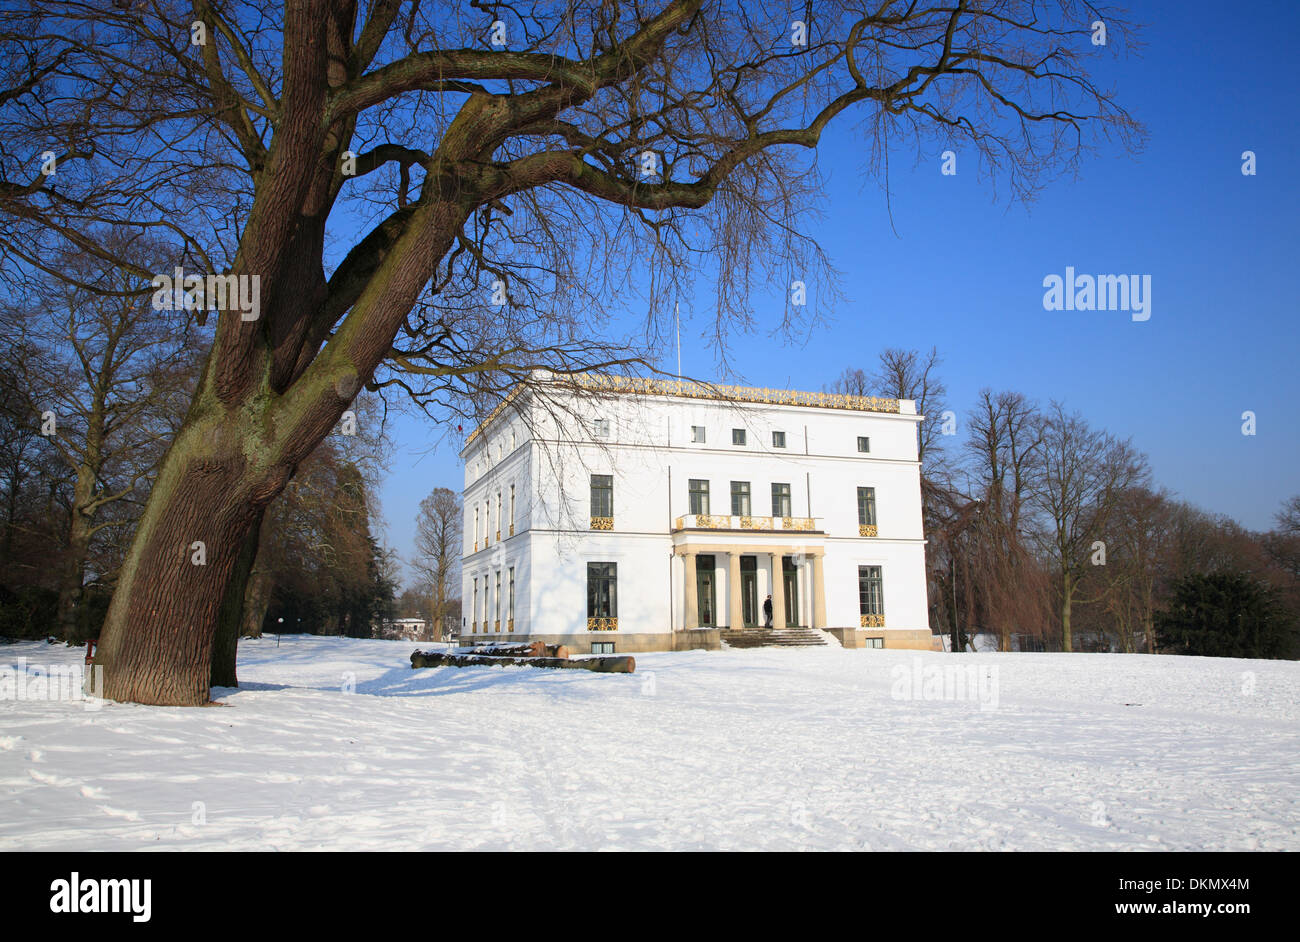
left=826, top=628, right=940, bottom=651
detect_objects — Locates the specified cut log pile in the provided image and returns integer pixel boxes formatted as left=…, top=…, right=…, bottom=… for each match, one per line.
left=465, top=641, right=572, bottom=659
left=410, top=645, right=635, bottom=674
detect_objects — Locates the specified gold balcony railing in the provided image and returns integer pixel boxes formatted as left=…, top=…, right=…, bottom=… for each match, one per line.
left=590, top=516, right=614, bottom=530
left=860, top=613, right=885, bottom=628
left=588, top=616, right=618, bottom=631
left=859, top=524, right=878, bottom=537
left=674, top=514, right=818, bottom=532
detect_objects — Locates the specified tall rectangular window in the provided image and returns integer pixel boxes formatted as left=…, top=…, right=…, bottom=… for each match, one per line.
left=858, top=566, right=885, bottom=616
left=689, top=479, right=711, bottom=515
left=496, top=492, right=502, bottom=536
left=508, top=567, right=516, bottom=622
left=730, top=481, right=751, bottom=516
left=509, top=484, right=516, bottom=533
left=771, top=483, right=792, bottom=518
left=732, top=428, right=747, bottom=446
left=857, top=436, right=871, bottom=453
left=473, top=507, right=479, bottom=547
left=495, top=571, right=502, bottom=627
left=587, top=562, right=618, bottom=618
left=691, top=425, right=706, bottom=443
left=857, top=486, right=877, bottom=526
left=772, top=430, right=787, bottom=448
left=471, top=578, right=478, bottom=631
left=590, top=474, right=613, bottom=518
left=593, top=417, right=611, bottom=438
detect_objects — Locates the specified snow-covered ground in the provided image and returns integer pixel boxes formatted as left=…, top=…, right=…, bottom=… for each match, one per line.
left=2, top=635, right=1297, bottom=851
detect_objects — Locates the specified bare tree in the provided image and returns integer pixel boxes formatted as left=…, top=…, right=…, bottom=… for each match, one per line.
left=0, top=364, right=70, bottom=596
left=962, top=389, right=1048, bottom=650
left=413, top=487, right=462, bottom=641
left=2, top=250, right=194, bottom=641
left=0, top=1, right=1140, bottom=703
left=827, top=367, right=871, bottom=398
left=1276, top=496, right=1300, bottom=536
left=1099, top=486, right=1174, bottom=653
left=870, top=348, right=948, bottom=465
left=1030, top=403, right=1149, bottom=651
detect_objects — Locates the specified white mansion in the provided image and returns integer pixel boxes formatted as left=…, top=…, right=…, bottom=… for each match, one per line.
left=459, top=374, right=935, bottom=653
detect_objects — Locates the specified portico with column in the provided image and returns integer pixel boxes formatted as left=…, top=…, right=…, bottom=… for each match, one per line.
left=673, top=541, right=828, bottom=631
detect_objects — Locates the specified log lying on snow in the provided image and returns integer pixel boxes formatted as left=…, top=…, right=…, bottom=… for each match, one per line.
left=467, top=641, right=571, bottom=659
left=410, top=650, right=635, bottom=673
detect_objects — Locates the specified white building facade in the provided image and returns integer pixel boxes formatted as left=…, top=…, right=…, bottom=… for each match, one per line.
left=459, top=375, right=935, bottom=653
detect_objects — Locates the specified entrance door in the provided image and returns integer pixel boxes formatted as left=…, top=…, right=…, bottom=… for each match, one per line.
left=696, top=555, right=716, bottom=627
left=782, top=557, right=800, bottom=627
left=740, top=556, right=758, bottom=627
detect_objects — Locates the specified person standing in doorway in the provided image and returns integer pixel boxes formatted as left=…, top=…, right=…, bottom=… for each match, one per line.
left=763, top=594, right=773, bottom=628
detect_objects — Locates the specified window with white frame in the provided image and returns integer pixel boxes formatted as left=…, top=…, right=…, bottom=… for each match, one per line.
left=691, top=425, right=706, bottom=443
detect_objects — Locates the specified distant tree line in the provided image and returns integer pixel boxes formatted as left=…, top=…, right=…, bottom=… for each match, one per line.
left=831, top=351, right=1300, bottom=659
left=0, top=257, right=398, bottom=648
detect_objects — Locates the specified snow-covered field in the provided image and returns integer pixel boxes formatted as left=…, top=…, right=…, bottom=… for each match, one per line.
left=2, top=635, right=1297, bottom=851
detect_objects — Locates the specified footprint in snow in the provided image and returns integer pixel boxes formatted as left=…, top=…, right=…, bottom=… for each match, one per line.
left=27, top=768, right=77, bottom=787
left=96, top=804, right=141, bottom=821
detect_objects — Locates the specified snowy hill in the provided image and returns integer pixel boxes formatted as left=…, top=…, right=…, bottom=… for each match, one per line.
left=2, top=635, right=1297, bottom=851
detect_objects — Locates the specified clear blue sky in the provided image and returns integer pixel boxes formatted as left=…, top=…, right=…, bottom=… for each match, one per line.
left=375, top=1, right=1300, bottom=586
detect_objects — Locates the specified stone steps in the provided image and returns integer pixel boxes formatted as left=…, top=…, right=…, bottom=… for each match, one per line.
left=719, top=628, right=828, bottom=649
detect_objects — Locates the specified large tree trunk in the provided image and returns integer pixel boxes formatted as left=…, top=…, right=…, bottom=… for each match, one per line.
left=210, top=507, right=267, bottom=688
left=93, top=185, right=469, bottom=704
left=93, top=415, right=293, bottom=705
